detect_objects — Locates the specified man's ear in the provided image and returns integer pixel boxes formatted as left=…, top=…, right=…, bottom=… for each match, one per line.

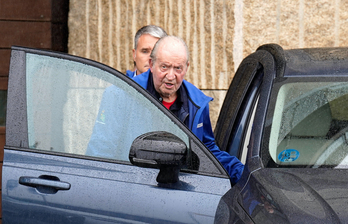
left=185, top=61, right=190, bottom=72
left=132, top=49, right=136, bottom=61
left=149, top=58, right=153, bottom=71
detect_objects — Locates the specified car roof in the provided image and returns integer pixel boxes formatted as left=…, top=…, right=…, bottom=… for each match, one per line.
left=257, top=44, right=348, bottom=78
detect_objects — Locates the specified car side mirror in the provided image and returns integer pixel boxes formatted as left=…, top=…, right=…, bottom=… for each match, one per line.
left=129, top=131, right=187, bottom=184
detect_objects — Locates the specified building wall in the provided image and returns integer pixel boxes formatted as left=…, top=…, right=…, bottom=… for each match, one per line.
left=68, top=0, right=348, bottom=128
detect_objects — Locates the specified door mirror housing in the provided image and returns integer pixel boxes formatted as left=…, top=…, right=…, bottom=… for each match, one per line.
left=129, top=131, right=187, bottom=183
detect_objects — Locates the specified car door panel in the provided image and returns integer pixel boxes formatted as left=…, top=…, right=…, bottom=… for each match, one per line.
left=4, top=150, right=229, bottom=224
left=3, top=46, right=231, bottom=223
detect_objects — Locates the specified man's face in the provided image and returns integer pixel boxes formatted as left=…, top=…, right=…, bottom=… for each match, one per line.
left=133, top=34, right=159, bottom=75
left=150, top=40, right=189, bottom=102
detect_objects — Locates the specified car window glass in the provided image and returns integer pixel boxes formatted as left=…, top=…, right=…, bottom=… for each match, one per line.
left=224, top=68, right=262, bottom=159
left=26, top=53, right=189, bottom=161
left=241, top=97, right=259, bottom=164
left=269, top=82, right=348, bottom=168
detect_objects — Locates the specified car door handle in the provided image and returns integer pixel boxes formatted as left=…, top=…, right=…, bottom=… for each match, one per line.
left=19, top=176, right=71, bottom=191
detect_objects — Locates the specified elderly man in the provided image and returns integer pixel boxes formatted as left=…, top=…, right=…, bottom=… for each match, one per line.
left=126, top=25, right=167, bottom=78
left=133, top=36, right=244, bottom=184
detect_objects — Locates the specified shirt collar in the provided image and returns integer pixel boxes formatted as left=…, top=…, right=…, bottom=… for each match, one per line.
left=132, top=70, right=137, bottom=78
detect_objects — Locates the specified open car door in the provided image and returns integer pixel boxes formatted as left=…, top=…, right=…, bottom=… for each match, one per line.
left=2, top=46, right=231, bottom=224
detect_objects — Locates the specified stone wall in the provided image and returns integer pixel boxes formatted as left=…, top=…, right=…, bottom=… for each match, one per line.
left=68, top=0, right=348, bottom=129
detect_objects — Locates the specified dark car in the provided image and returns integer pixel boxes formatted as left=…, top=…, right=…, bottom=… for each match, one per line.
left=214, top=44, right=348, bottom=223
left=2, top=44, right=348, bottom=223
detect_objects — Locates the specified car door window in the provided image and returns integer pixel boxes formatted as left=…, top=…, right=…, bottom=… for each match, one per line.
left=26, top=53, right=188, bottom=160
left=11, top=49, right=224, bottom=176
left=240, top=97, right=259, bottom=164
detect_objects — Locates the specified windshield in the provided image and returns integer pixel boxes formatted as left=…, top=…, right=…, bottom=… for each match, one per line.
left=269, top=82, right=348, bottom=168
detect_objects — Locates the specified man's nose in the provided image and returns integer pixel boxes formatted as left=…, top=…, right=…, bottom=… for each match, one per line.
left=166, top=68, right=176, bottom=80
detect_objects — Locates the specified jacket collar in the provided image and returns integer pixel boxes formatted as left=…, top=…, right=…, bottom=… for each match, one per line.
left=146, top=71, right=190, bottom=125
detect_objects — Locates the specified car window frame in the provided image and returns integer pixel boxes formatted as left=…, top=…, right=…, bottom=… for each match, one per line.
left=215, top=50, right=276, bottom=165
left=225, top=67, right=263, bottom=159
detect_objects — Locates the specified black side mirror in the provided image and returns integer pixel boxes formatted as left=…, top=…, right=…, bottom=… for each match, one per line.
left=129, top=131, right=187, bottom=184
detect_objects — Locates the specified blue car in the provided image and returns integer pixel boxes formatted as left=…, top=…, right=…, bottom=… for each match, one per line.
left=3, top=44, right=348, bottom=223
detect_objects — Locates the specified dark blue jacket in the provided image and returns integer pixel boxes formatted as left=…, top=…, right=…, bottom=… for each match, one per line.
left=133, top=70, right=244, bottom=184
